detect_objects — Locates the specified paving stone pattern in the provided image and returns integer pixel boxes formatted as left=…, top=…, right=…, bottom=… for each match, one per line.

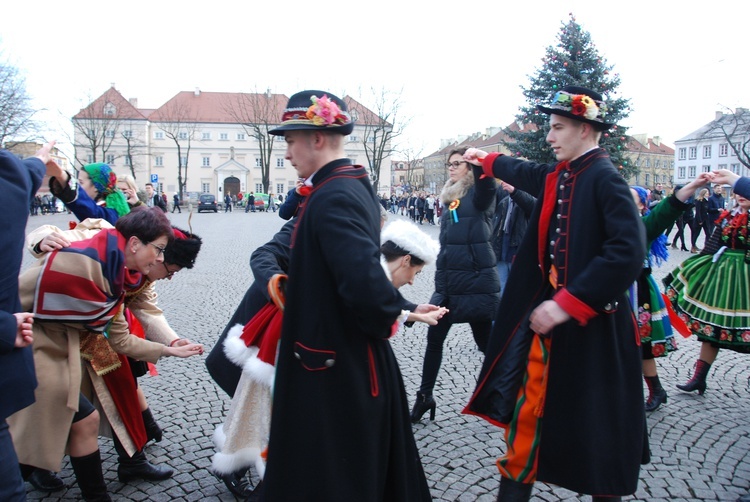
left=19, top=210, right=749, bottom=501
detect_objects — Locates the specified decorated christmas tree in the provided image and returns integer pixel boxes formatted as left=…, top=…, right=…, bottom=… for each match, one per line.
left=504, top=14, right=635, bottom=179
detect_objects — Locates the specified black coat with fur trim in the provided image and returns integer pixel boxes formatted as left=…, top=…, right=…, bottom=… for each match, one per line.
left=263, top=159, right=431, bottom=501
left=464, top=149, right=648, bottom=496
left=431, top=167, right=500, bottom=323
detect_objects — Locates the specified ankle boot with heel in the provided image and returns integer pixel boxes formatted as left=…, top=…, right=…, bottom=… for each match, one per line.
left=410, top=391, right=436, bottom=423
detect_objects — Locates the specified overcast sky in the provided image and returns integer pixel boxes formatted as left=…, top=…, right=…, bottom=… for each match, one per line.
left=1, top=0, right=747, bottom=159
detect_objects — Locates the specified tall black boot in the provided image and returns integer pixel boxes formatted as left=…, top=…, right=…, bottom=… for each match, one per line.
left=644, top=375, right=667, bottom=412
left=676, top=359, right=711, bottom=395
left=142, top=407, right=163, bottom=443
left=113, top=434, right=173, bottom=482
left=496, top=476, right=533, bottom=502
left=69, top=450, right=111, bottom=501
left=410, top=391, right=436, bottom=423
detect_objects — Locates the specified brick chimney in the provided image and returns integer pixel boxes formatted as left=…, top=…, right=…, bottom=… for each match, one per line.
left=129, top=98, right=138, bottom=108
left=194, top=87, right=201, bottom=97
left=715, top=111, right=724, bottom=120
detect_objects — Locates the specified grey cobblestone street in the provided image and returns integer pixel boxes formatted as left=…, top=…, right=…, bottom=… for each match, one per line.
left=18, top=208, right=750, bottom=501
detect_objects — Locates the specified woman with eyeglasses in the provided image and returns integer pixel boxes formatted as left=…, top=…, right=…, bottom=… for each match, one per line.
left=9, top=208, right=203, bottom=501
left=23, top=214, right=203, bottom=492
left=411, top=146, right=501, bottom=423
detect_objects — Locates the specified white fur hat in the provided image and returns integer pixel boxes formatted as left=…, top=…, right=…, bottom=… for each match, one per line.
left=381, top=220, right=439, bottom=265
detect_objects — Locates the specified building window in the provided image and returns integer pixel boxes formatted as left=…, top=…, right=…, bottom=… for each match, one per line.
left=654, top=159, right=660, bottom=168
left=678, top=148, right=686, bottom=160
left=155, top=156, right=163, bottom=167
left=719, top=143, right=728, bottom=156
left=255, top=183, right=263, bottom=193
left=105, top=129, right=115, bottom=138
left=106, top=154, right=115, bottom=164
left=276, top=158, right=284, bottom=168
left=255, top=158, right=262, bottom=168
left=158, top=182, right=164, bottom=193
left=731, top=143, right=739, bottom=156
left=180, top=156, right=188, bottom=166
left=689, top=147, right=697, bottom=160
left=220, top=133, right=228, bottom=140
left=202, top=183, right=210, bottom=193
left=178, top=132, right=188, bottom=140
left=87, top=128, right=96, bottom=137
left=154, top=131, right=164, bottom=140
left=688, top=166, right=697, bottom=177
left=276, top=183, right=284, bottom=194
left=124, top=156, right=131, bottom=166
left=123, top=130, right=133, bottom=139
left=670, top=161, right=675, bottom=168
left=202, top=156, right=211, bottom=167
left=202, top=132, right=211, bottom=140
left=87, top=154, right=94, bottom=163
left=732, top=163, right=741, bottom=174
left=702, top=165, right=710, bottom=173
left=645, top=159, right=651, bottom=168
left=645, top=173, right=650, bottom=186
left=104, top=103, right=116, bottom=116
left=678, top=166, right=686, bottom=178
left=703, top=145, right=712, bottom=158
left=237, top=133, right=246, bottom=141
left=349, top=135, right=359, bottom=142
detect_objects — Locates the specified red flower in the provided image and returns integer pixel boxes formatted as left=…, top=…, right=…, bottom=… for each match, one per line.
left=297, top=185, right=312, bottom=197
left=652, top=344, right=666, bottom=357
left=571, top=98, right=587, bottom=116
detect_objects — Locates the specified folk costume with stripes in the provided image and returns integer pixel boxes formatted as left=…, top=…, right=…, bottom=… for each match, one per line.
left=464, top=147, right=648, bottom=497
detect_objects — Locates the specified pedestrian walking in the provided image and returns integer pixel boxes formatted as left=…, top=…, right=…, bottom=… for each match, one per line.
left=463, top=85, right=648, bottom=501
left=172, top=192, right=181, bottom=213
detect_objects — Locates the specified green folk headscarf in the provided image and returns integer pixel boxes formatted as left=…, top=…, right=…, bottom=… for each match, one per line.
left=82, top=163, right=130, bottom=217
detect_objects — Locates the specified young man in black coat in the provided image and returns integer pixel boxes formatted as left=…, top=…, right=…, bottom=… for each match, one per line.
left=464, top=86, right=647, bottom=501
left=145, top=183, right=166, bottom=212
left=262, top=90, right=432, bottom=501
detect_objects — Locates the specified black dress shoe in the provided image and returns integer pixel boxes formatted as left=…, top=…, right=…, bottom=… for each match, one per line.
left=27, top=468, right=66, bottom=492
left=117, top=451, right=173, bottom=482
left=214, top=470, right=253, bottom=498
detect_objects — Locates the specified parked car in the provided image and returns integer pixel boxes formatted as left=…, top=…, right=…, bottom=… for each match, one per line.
left=254, top=193, right=270, bottom=211
left=198, top=194, right=218, bottom=213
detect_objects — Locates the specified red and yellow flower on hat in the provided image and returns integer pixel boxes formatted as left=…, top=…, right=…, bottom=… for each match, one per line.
left=306, top=95, right=348, bottom=127
left=571, top=94, right=599, bottom=120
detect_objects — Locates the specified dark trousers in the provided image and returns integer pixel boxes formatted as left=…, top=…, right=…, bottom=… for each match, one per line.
left=418, top=314, right=492, bottom=394
left=0, top=419, right=26, bottom=501
left=691, top=220, right=710, bottom=248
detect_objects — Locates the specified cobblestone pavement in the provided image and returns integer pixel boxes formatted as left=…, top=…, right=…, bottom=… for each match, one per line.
left=18, top=209, right=750, bottom=501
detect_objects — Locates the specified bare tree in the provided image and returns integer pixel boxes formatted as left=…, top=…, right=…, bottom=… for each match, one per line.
left=400, top=145, right=424, bottom=191
left=347, top=87, right=410, bottom=191
left=222, top=90, right=286, bottom=193
left=152, top=99, right=199, bottom=196
left=71, top=93, right=126, bottom=168
left=121, top=128, right=147, bottom=180
left=0, top=57, right=38, bottom=146
left=704, top=107, right=750, bottom=169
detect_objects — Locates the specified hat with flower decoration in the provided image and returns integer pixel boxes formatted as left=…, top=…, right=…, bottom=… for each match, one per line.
left=537, top=85, right=613, bottom=130
left=269, top=90, right=354, bottom=136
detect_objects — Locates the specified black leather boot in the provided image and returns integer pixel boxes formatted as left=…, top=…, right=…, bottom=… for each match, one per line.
left=496, top=476, right=533, bottom=502
left=676, top=359, right=711, bottom=395
left=142, top=407, right=163, bottom=443
left=26, top=467, right=66, bottom=492
left=644, top=375, right=667, bottom=412
left=410, top=391, right=436, bottom=423
left=113, top=435, right=173, bottom=482
left=69, top=450, right=111, bottom=501
left=213, top=469, right=252, bottom=498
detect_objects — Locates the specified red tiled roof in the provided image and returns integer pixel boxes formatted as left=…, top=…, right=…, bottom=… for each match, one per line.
left=148, top=91, right=289, bottom=124
left=73, top=86, right=147, bottom=120
left=344, top=96, right=391, bottom=128
left=625, top=137, right=675, bottom=155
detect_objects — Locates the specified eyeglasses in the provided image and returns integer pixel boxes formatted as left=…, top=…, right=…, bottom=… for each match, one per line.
left=141, top=240, right=166, bottom=257
left=162, top=262, right=176, bottom=279
left=445, top=161, right=466, bottom=169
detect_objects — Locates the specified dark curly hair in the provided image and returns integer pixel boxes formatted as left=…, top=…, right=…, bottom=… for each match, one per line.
left=164, top=226, right=202, bottom=269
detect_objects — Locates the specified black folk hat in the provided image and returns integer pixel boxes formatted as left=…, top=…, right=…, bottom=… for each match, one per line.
left=269, top=90, right=354, bottom=136
left=537, top=85, right=614, bottom=130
